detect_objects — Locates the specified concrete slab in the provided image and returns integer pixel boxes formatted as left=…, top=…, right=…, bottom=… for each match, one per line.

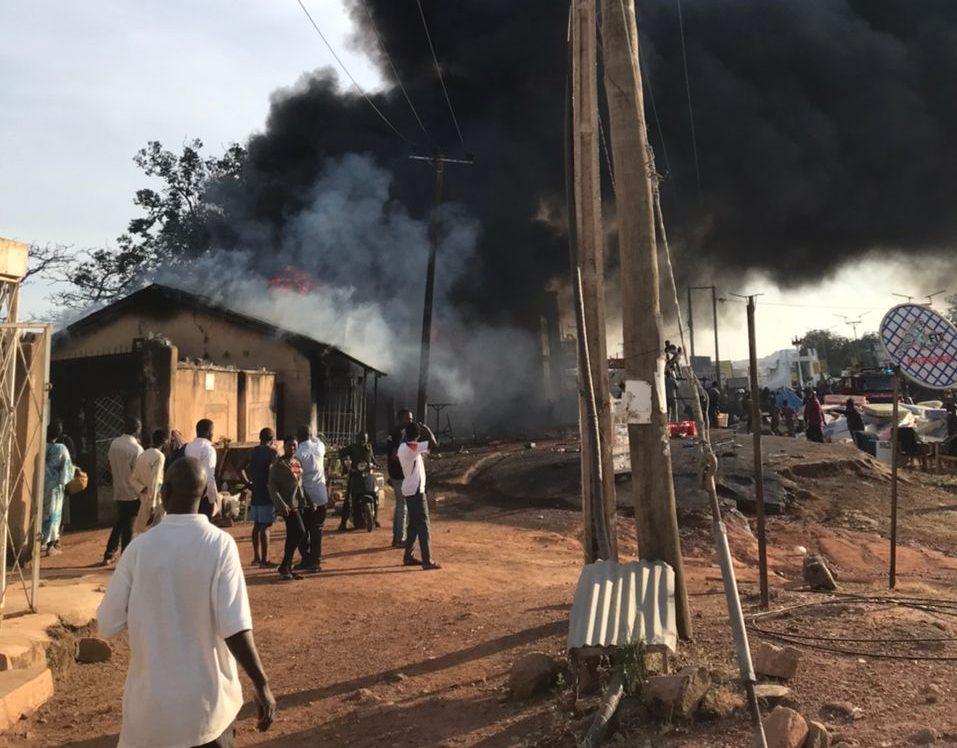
left=0, top=667, right=53, bottom=732
left=0, top=635, right=45, bottom=672
left=3, top=576, right=104, bottom=628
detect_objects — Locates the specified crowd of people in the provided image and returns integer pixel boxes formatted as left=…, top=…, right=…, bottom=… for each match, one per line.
left=89, top=407, right=441, bottom=745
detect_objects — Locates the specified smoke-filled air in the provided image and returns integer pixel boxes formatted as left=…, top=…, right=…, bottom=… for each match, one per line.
left=149, top=0, right=957, bottom=429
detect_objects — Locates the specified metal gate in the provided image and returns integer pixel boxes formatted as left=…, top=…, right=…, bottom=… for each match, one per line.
left=92, top=393, right=127, bottom=492
left=0, top=321, right=52, bottom=623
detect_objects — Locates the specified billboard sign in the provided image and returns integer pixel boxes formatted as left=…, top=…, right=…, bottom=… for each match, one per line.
left=879, top=303, right=957, bottom=390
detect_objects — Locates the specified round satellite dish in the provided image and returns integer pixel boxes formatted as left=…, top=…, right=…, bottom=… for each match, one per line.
left=879, top=303, right=957, bottom=390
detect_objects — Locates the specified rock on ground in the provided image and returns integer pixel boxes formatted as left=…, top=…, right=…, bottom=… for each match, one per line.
left=764, top=705, right=809, bottom=748
left=754, top=641, right=802, bottom=680
left=76, top=637, right=112, bottom=664
left=754, top=683, right=793, bottom=707
left=698, top=686, right=745, bottom=720
left=508, top=652, right=558, bottom=701
left=909, top=728, right=940, bottom=745
left=642, top=666, right=711, bottom=720
left=803, top=554, right=837, bottom=591
left=806, top=720, right=831, bottom=748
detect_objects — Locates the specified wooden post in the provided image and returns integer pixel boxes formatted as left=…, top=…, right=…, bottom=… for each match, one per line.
left=889, top=366, right=900, bottom=588
left=746, top=296, right=769, bottom=609
left=712, top=287, right=721, bottom=390
left=568, top=0, right=618, bottom=562
left=600, top=0, right=690, bottom=637
left=687, top=286, right=695, bottom=362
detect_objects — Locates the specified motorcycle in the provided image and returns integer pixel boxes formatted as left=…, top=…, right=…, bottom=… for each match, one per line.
left=347, top=461, right=379, bottom=532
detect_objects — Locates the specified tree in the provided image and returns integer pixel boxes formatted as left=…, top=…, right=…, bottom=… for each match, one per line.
left=946, top=293, right=957, bottom=326
left=59, top=139, right=245, bottom=305
left=23, top=242, right=73, bottom=284
left=798, top=329, right=882, bottom=376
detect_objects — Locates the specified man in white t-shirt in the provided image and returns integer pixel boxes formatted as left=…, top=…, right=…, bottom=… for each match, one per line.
left=185, top=418, right=220, bottom=519
left=295, top=425, right=327, bottom=570
left=103, top=417, right=144, bottom=565
left=396, top=421, right=440, bottom=571
left=97, top=457, right=275, bottom=747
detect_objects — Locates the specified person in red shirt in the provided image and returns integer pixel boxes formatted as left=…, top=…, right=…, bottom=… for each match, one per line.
left=804, top=393, right=826, bottom=443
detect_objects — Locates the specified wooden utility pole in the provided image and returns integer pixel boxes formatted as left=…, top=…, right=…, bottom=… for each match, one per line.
left=412, top=153, right=472, bottom=423
left=744, top=295, right=769, bottom=609
left=600, top=0, right=691, bottom=637
left=568, top=0, right=618, bottom=562
left=889, top=366, right=900, bottom=588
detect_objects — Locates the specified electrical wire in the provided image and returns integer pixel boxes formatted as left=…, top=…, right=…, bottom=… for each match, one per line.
left=415, top=0, right=466, bottom=149
left=362, top=6, right=434, bottom=143
left=633, top=0, right=674, bottom=182
left=748, top=595, right=957, bottom=661
left=674, top=0, right=702, bottom=192
left=294, top=0, right=413, bottom=145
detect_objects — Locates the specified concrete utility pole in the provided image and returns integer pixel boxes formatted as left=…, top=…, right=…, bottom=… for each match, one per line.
left=600, top=0, right=691, bottom=637
left=568, top=0, right=618, bottom=562
left=412, top=153, right=472, bottom=423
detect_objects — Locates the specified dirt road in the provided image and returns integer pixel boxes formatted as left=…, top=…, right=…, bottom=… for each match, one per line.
left=8, top=440, right=957, bottom=746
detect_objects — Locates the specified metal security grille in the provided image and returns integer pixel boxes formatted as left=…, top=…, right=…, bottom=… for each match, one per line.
left=93, top=394, right=127, bottom=488
left=0, top=317, right=52, bottom=625
left=318, top=378, right=366, bottom=447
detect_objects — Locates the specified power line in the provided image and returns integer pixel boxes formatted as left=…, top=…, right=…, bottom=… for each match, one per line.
left=415, top=0, right=466, bottom=149
left=674, top=0, right=702, bottom=192
left=294, top=0, right=413, bottom=145
left=362, top=6, right=434, bottom=144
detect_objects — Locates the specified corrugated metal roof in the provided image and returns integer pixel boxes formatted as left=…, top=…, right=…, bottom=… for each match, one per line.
left=567, top=559, right=676, bottom=653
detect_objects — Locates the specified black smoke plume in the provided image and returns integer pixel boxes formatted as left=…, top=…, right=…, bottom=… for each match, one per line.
left=221, top=0, right=957, bottom=322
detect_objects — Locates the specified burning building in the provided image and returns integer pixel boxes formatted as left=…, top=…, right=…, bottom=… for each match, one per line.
left=51, top=284, right=384, bottom=527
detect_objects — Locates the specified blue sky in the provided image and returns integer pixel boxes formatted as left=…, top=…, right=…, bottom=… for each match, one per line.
left=0, top=0, right=381, bottom=313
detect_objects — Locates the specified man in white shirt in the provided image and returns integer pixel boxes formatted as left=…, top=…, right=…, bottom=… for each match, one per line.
left=131, top=428, right=167, bottom=534
left=295, top=425, right=327, bottom=571
left=397, top=421, right=440, bottom=571
left=185, top=418, right=220, bottom=520
left=97, top=457, right=275, bottom=747
left=103, top=418, right=144, bottom=565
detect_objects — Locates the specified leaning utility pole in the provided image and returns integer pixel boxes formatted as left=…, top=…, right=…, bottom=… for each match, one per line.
left=567, top=0, right=618, bottom=562
left=600, top=0, right=691, bottom=637
left=412, top=153, right=472, bottom=423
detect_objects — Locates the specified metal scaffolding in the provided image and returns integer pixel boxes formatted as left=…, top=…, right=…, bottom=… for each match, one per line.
left=0, top=275, right=53, bottom=625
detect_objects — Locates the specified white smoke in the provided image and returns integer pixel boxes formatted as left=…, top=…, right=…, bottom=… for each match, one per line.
left=151, top=154, right=556, bottom=433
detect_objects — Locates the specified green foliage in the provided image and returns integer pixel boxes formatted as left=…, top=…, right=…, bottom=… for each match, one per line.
left=57, top=139, right=246, bottom=306
left=620, top=639, right=647, bottom=696
left=798, top=328, right=883, bottom=377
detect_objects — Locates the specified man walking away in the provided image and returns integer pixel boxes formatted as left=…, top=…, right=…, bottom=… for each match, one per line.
left=186, top=419, right=220, bottom=519
left=103, top=417, right=144, bottom=565
left=387, top=409, right=414, bottom=547
left=845, top=398, right=865, bottom=436
left=782, top=403, right=796, bottom=437
left=241, top=428, right=278, bottom=568
left=132, top=429, right=168, bottom=534
left=805, top=393, right=826, bottom=443
left=97, top=457, right=275, bottom=747
left=269, top=437, right=306, bottom=581
left=295, top=425, right=327, bottom=570
left=42, top=421, right=73, bottom=555
left=398, top=422, right=441, bottom=571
